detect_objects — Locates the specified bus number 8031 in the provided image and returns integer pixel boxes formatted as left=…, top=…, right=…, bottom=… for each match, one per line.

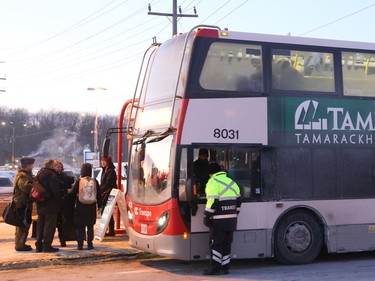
left=213, top=128, right=239, bottom=140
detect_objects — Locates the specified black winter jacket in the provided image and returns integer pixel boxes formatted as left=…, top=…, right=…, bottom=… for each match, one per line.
left=99, top=163, right=116, bottom=204
left=36, top=168, right=62, bottom=215
left=56, top=171, right=75, bottom=196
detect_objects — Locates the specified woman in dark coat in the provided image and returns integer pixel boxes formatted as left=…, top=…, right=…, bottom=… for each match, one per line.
left=54, top=160, right=75, bottom=247
left=70, top=163, right=101, bottom=250
left=99, top=156, right=116, bottom=236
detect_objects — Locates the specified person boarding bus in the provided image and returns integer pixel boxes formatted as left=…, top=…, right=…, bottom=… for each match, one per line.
left=203, top=162, right=242, bottom=275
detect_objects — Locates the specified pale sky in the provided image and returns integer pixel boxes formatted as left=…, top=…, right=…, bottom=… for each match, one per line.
left=1, top=0, right=375, bottom=115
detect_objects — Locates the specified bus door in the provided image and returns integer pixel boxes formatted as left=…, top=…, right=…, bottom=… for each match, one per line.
left=178, top=146, right=265, bottom=259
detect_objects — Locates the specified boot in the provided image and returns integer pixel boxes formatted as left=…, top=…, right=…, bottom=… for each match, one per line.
left=203, top=268, right=221, bottom=275
left=43, top=246, right=59, bottom=253
left=15, top=245, right=33, bottom=252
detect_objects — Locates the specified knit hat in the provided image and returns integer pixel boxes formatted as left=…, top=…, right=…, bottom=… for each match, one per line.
left=208, top=162, right=222, bottom=175
left=20, top=157, right=35, bottom=167
left=101, top=156, right=112, bottom=162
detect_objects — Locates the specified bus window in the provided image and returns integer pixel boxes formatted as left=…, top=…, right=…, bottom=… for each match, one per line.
left=342, top=51, right=375, bottom=97
left=194, top=148, right=261, bottom=201
left=199, top=42, right=263, bottom=93
left=271, top=49, right=335, bottom=92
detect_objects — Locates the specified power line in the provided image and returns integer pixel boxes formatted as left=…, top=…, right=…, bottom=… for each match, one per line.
left=3, top=1, right=171, bottom=79
left=9, top=19, right=168, bottom=77
left=6, top=16, right=163, bottom=75
left=148, top=0, right=198, bottom=35
left=214, top=0, right=249, bottom=25
left=1, top=0, right=124, bottom=56
left=4, top=1, right=156, bottom=68
left=200, top=0, right=231, bottom=23
left=9, top=20, right=172, bottom=89
left=13, top=38, right=151, bottom=83
left=299, top=3, right=375, bottom=36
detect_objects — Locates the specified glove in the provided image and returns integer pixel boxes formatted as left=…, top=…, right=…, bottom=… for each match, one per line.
left=203, top=216, right=212, bottom=227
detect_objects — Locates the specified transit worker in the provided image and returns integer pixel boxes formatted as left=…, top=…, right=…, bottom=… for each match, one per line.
left=203, top=162, right=242, bottom=275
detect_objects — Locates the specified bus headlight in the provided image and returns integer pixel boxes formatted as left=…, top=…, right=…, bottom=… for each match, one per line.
left=127, top=209, right=134, bottom=227
left=157, top=211, right=170, bottom=234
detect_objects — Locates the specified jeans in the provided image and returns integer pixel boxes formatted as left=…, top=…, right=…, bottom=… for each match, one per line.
left=76, top=224, right=94, bottom=246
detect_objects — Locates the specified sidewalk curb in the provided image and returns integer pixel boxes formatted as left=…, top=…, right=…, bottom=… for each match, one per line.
left=0, top=251, right=156, bottom=271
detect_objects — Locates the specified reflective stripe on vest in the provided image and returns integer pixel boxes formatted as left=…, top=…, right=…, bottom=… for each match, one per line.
left=212, top=214, right=238, bottom=219
left=213, top=178, right=240, bottom=199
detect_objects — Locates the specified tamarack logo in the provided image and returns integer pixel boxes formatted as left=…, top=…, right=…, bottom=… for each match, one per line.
left=293, top=100, right=374, bottom=145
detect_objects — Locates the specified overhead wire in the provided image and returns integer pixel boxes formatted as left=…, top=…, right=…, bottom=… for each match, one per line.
left=19, top=19, right=172, bottom=89
left=299, top=3, right=375, bottom=36
left=200, top=0, right=232, bottom=23
left=5, top=0, right=161, bottom=67
left=1, top=0, right=124, bottom=56
left=213, top=0, right=249, bottom=25
left=12, top=38, right=151, bottom=83
left=2, top=2, right=172, bottom=90
left=10, top=18, right=168, bottom=77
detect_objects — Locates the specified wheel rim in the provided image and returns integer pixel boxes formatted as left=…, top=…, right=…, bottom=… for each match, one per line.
left=284, top=221, right=312, bottom=254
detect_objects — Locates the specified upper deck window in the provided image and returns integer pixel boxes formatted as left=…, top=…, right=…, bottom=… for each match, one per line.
left=199, top=42, right=263, bottom=92
left=143, top=35, right=186, bottom=104
left=271, top=49, right=335, bottom=93
left=342, top=51, right=375, bottom=97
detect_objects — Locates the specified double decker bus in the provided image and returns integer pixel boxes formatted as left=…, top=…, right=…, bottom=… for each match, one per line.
left=121, top=26, right=375, bottom=264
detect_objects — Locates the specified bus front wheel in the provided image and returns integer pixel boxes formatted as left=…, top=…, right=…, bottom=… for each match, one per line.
left=274, top=210, right=323, bottom=265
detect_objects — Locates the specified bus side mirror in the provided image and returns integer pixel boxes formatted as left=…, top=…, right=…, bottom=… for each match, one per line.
left=102, top=137, right=111, bottom=158
left=186, top=178, right=198, bottom=216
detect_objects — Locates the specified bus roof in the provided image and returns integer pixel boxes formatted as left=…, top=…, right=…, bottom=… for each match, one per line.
left=196, top=28, right=375, bottom=52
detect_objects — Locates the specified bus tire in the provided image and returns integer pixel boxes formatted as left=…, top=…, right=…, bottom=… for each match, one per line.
left=274, top=210, right=323, bottom=265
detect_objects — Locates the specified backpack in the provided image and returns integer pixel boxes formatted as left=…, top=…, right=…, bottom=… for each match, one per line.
left=30, top=177, right=50, bottom=204
left=78, top=176, right=97, bottom=204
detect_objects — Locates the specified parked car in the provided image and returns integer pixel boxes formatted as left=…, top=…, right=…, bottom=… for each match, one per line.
left=0, top=176, right=13, bottom=194
left=0, top=170, right=16, bottom=181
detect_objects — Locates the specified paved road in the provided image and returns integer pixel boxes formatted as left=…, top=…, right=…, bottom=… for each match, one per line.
left=1, top=252, right=375, bottom=281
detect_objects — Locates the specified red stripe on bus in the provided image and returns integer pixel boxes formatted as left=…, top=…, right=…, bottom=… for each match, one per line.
left=176, top=99, right=189, bottom=145
left=127, top=197, right=188, bottom=235
left=195, top=28, right=219, bottom=38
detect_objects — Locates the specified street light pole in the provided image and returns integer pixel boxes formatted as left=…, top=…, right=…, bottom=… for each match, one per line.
left=94, top=108, right=99, bottom=155
left=11, top=127, right=15, bottom=163
left=87, top=87, right=107, bottom=167
left=1, top=121, right=15, bottom=163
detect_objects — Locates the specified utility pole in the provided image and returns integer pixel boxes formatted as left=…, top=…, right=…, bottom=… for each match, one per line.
left=148, top=0, right=198, bottom=36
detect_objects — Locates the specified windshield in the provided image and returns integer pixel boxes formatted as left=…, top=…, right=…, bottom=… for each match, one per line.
left=128, top=135, right=174, bottom=205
